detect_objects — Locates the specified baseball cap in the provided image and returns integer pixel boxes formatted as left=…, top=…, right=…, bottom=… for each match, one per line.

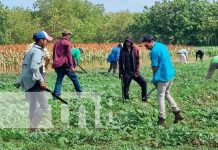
left=34, top=31, right=53, bottom=41
left=142, top=34, right=154, bottom=42
left=62, top=29, right=72, bottom=35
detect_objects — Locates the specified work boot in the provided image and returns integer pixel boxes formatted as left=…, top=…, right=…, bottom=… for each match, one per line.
left=173, top=111, right=184, bottom=124
left=142, top=95, right=150, bottom=102
left=157, top=116, right=165, bottom=125
left=124, top=96, right=129, bottom=102
left=124, top=94, right=129, bottom=101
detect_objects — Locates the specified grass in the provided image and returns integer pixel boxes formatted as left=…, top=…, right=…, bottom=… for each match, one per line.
left=0, top=57, right=217, bottom=149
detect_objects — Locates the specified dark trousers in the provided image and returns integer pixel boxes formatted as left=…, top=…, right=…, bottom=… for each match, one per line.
left=122, top=73, right=147, bottom=99
left=196, top=53, right=204, bottom=61
left=108, top=62, right=118, bottom=74
left=54, top=66, right=82, bottom=96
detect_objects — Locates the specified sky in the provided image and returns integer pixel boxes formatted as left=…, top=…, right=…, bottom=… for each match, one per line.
left=0, top=0, right=162, bottom=12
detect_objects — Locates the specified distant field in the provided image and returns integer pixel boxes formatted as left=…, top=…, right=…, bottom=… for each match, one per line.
left=1, top=43, right=217, bottom=72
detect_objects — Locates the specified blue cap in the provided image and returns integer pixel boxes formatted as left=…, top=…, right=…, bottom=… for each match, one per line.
left=34, top=31, right=53, bottom=41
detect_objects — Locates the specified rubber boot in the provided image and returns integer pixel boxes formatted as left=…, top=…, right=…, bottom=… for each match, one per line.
left=157, top=116, right=165, bottom=125
left=173, top=111, right=184, bottom=123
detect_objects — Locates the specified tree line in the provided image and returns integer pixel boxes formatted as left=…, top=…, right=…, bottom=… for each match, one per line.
left=0, top=0, right=217, bottom=45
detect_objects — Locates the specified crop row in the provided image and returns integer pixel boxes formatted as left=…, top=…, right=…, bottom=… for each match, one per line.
left=0, top=43, right=217, bottom=73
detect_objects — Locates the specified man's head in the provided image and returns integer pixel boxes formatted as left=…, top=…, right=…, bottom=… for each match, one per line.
left=34, top=31, right=53, bottom=48
left=79, top=48, right=84, bottom=54
left=142, top=34, right=154, bottom=50
left=62, top=29, right=72, bottom=40
left=117, top=43, right=122, bottom=48
left=124, top=37, right=133, bottom=48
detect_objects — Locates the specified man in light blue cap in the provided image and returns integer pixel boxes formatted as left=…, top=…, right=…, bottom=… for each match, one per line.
left=18, top=31, right=53, bottom=131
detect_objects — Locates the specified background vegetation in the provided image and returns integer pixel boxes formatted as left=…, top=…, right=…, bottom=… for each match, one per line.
left=0, top=0, right=217, bottom=45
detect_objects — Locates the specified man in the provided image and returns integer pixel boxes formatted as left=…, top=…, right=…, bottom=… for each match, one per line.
left=71, top=47, right=83, bottom=67
left=19, top=31, right=53, bottom=131
left=177, top=48, right=188, bottom=63
left=53, top=30, right=82, bottom=97
left=107, top=43, right=122, bottom=74
left=14, top=32, right=51, bottom=88
left=142, top=34, right=184, bottom=125
left=196, top=49, right=205, bottom=62
left=119, top=37, right=147, bottom=102
left=206, top=55, right=218, bottom=79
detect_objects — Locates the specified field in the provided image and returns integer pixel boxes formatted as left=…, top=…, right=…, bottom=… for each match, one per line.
left=0, top=52, right=218, bottom=149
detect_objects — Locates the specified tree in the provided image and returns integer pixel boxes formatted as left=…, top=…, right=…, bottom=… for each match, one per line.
left=95, top=11, right=135, bottom=43
left=34, top=0, right=104, bottom=42
left=0, top=3, right=11, bottom=44
left=7, top=8, right=40, bottom=43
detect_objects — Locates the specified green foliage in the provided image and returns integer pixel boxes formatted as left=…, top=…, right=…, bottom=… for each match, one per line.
left=0, top=3, right=11, bottom=44
left=35, top=0, right=104, bottom=42
left=130, top=0, right=218, bottom=45
left=0, top=0, right=217, bottom=45
left=95, top=11, right=135, bottom=43
left=0, top=58, right=218, bottom=149
left=7, top=8, right=40, bottom=43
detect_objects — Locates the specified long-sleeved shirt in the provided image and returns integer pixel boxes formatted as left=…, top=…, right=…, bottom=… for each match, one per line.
left=52, top=37, right=73, bottom=69
left=26, top=42, right=50, bottom=73
left=71, top=48, right=81, bottom=65
left=19, top=44, right=44, bottom=91
left=107, top=46, right=121, bottom=62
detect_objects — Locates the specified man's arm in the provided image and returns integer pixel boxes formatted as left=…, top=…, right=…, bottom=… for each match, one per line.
left=152, top=66, right=158, bottom=75
left=66, top=42, right=74, bottom=71
left=30, top=50, right=44, bottom=82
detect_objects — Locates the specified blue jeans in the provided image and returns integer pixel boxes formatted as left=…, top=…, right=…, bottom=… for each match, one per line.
left=54, top=66, right=82, bottom=96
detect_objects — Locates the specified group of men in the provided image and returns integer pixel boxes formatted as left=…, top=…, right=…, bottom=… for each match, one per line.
left=177, top=48, right=205, bottom=63
left=107, top=35, right=184, bottom=125
left=17, top=28, right=218, bottom=130
left=16, top=30, right=83, bottom=131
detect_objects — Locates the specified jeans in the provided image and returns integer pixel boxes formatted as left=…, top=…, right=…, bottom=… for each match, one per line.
left=196, top=53, right=204, bottom=62
left=54, top=66, right=82, bottom=96
left=122, top=73, right=147, bottom=99
left=108, top=62, right=118, bottom=74
left=157, top=81, right=179, bottom=119
left=26, top=82, right=49, bottom=128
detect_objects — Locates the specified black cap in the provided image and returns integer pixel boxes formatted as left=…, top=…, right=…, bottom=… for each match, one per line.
left=142, top=34, right=154, bottom=42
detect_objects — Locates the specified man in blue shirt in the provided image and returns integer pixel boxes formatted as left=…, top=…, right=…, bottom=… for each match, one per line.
left=107, top=43, right=122, bottom=74
left=142, top=34, right=184, bottom=125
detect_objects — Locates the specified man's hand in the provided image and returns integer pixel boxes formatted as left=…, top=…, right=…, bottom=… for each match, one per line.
left=153, top=82, right=157, bottom=88
left=119, top=74, right=123, bottom=79
left=69, top=66, right=75, bottom=72
left=134, top=72, right=139, bottom=78
left=40, top=81, right=46, bottom=90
